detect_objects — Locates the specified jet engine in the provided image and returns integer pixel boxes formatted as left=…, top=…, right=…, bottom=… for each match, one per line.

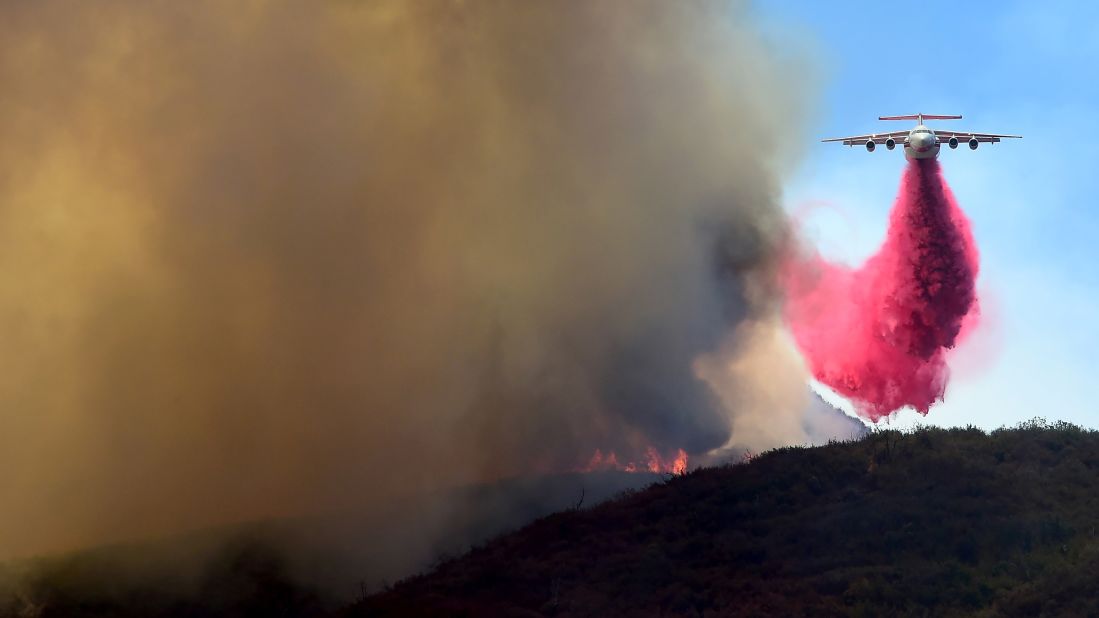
left=865, top=139, right=875, bottom=152
left=948, top=137, right=959, bottom=149
left=968, top=137, right=979, bottom=150
left=885, top=138, right=896, bottom=150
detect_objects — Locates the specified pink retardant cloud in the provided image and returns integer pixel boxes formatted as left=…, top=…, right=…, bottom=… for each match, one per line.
left=783, top=159, right=980, bottom=422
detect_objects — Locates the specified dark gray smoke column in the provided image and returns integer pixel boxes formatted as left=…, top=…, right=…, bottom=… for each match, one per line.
left=0, top=0, right=817, bottom=558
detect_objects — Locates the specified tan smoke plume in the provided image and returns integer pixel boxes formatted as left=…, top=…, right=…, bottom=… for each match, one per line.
left=0, top=0, right=821, bottom=560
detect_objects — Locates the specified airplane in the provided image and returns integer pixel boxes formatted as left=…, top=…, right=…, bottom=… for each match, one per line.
left=822, top=114, right=1021, bottom=160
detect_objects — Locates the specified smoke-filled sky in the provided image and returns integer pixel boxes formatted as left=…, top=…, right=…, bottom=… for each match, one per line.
left=0, top=1, right=850, bottom=560
left=767, top=0, right=1099, bottom=431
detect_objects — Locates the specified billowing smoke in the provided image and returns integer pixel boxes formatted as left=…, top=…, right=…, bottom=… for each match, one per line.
left=783, top=160, right=980, bottom=421
left=0, top=0, right=828, bottom=561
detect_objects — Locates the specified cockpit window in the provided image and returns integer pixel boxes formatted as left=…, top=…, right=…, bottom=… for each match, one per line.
left=915, top=129, right=931, bottom=134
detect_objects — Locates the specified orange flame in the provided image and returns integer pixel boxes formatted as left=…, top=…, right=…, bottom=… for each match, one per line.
left=578, top=447, right=688, bottom=475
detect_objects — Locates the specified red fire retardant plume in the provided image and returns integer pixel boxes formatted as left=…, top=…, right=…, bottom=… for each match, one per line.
left=783, top=159, right=979, bottom=422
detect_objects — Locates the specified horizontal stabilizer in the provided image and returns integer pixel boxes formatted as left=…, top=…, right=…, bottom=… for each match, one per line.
left=879, top=114, right=962, bottom=121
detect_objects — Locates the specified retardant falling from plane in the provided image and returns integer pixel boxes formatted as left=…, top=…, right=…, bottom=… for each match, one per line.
left=782, top=159, right=979, bottom=422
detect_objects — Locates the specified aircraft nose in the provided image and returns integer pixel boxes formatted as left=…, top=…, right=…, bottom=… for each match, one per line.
left=912, top=133, right=933, bottom=151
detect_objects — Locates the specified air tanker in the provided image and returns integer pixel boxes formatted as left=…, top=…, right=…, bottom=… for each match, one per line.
left=823, top=114, right=1021, bottom=160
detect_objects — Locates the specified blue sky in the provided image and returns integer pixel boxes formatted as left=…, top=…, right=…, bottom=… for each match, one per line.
left=757, top=1, right=1099, bottom=430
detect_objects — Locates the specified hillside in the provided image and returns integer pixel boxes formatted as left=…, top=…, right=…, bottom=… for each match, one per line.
left=354, top=420, right=1099, bottom=617
left=0, top=472, right=663, bottom=617
left=5, top=420, right=1098, bottom=617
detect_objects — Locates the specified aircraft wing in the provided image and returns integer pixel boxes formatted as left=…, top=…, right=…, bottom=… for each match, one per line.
left=821, top=130, right=910, bottom=146
left=933, top=130, right=1022, bottom=143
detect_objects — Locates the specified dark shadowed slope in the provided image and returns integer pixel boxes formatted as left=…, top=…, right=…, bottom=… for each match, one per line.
left=6, top=422, right=1098, bottom=618
left=0, top=472, right=661, bottom=617
left=354, top=421, right=1099, bottom=617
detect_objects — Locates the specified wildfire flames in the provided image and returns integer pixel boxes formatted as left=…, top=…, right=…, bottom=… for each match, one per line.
left=581, top=447, right=689, bottom=475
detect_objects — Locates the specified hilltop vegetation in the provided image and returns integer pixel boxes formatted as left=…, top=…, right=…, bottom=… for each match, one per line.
left=5, top=420, right=1099, bottom=617
left=356, top=420, right=1099, bottom=617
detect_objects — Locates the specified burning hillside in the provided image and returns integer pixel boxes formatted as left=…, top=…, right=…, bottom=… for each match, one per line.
left=580, top=447, right=690, bottom=475
left=356, top=422, right=1099, bottom=617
